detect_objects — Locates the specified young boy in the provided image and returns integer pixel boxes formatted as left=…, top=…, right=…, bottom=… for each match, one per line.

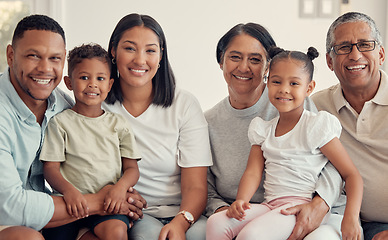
left=40, top=43, right=141, bottom=240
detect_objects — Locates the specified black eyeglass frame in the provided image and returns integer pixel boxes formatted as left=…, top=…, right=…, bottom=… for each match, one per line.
left=330, top=40, right=377, bottom=55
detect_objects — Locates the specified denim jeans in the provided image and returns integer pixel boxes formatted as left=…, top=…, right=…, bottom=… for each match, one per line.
left=362, top=220, right=388, bottom=240
left=128, top=213, right=207, bottom=240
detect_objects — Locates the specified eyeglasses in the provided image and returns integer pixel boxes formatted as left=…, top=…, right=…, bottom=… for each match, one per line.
left=331, top=40, right=376, bottom=55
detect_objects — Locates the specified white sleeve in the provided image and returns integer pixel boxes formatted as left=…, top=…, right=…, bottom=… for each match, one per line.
left=248, top=117, right=269, bottom=146
left=177, top=93, right=212, bottom=167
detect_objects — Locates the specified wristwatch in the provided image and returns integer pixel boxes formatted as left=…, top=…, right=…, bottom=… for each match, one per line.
left=177, top=210, right=194, bottom=225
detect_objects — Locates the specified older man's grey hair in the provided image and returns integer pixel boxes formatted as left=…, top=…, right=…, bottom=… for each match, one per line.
left=326, top=12, right=383, bottom=54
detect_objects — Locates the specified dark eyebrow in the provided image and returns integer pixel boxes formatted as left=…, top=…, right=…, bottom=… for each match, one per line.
left=123, top=40, right=159, bottom=47
left=228, top=51, right=263, bottom=58
left=269, top=75, right=302, bottom=81
left=249, top=53, right=264, bottom=58
left=78, top=71, right=108, bottom=76
left=228, top=50, right=242, bottom=55
left=26, top=49, right=64, bottom=56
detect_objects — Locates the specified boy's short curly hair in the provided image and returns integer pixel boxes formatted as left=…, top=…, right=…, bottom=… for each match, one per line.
left=67, top=43, right=111, bottom=77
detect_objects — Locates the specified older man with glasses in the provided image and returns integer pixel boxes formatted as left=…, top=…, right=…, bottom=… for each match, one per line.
left=312, top=12, right=387, bottom=240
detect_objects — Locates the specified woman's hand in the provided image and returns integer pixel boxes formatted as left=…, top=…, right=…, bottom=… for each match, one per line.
left=127, top=187, right=147, bottom=209
left=372, top=230, right=388, bottom=240
left=121, top=187, right=147, bottom=220
left=158, top=215, right=189, bottom=240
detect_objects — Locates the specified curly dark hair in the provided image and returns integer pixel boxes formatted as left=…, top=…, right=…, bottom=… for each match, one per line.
left=67, top=43, right=111, bottom=77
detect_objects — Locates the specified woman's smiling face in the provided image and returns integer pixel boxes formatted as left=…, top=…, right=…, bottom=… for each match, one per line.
left=112, top=26, right=161, bottom=89
left=220, top=33, right=268, bottom=98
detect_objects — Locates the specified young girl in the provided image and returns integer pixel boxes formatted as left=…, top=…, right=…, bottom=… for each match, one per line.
left=206, top=47, right=363, bottom=240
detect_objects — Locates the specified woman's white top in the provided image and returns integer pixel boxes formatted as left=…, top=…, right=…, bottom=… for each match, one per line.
left=102, top=88, right=212, bottom=217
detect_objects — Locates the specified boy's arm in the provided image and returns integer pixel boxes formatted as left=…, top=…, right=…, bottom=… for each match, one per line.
left=47, top=184, right=145, bottom=228
left=104, top=157, right=139, bottom=213
left=47, top=185, right=109, bottom=228
left=43, top=161, right=89, bottom=218
left=117, top=157, right=140, bottom=190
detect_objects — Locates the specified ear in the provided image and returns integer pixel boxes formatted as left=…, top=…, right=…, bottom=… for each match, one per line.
left=219, top=53, right=225, bottom=70
left=6, top=45, right=14, bottom=67
left=306, top=80, right=316, bottom=96
left=379, top=46, right=385, bottom=66
left=326, top=53, right=334, bottom=71
left=64, top=76, right=73, bottom=91
left=110, top=48, right=116, bottom=60
left=108, top=78, right=114, bottom=91
left=264, top=62, right=269, bottom=77
left=160, top=48, right=164, bottom=62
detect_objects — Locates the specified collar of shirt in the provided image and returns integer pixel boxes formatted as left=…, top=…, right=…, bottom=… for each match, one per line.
left=332, top=70, right=388, bottom=113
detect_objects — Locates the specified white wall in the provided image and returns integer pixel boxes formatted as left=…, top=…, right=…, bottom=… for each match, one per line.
left=45, top=0, right=386, bottom=111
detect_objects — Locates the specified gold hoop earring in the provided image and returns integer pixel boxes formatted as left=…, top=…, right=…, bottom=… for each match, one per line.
left=112, top=58, right=116, bottom=64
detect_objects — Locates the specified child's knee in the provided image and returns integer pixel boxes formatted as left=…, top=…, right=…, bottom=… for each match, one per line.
left=206, top=212, right=226, bottom=233
left=206, top=212, right=237, bottom=239
left=95, top=220, right=128, bottom=240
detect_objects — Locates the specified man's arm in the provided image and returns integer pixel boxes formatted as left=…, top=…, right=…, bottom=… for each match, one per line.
left=46, top=185, right=146, bottom=228
left=0, top=123, right=54, bottom=230
left=315, top=162, right=343, bottom=209
left=46, top=186, right=109, bottom=228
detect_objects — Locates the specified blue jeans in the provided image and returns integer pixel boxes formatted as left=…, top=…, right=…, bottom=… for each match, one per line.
left=362, top=220, right=388, bottom=240
left=128, top=214, right=207, bottom=240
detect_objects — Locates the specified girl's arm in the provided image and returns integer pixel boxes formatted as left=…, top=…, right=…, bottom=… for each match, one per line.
left=104, top=157, right=140, bottom=213
left=227, top=145, right=265, bottom=220
left=43, top=161, right=88, bottom=218
left=320, top=137, right=363, bottom=239
left=158, top=166, right=208, bottom=240
left=236, top=145, right=265, bottom=201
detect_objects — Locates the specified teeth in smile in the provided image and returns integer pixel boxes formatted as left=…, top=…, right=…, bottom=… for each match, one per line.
left=86, top=93, right=98, bottom=96
left=131, top=69, right=146, bottom=73
left=347, top=65, right=366, bottom=70
left=277, top=97, right=291, bottom=101
left=235, top=75, right=250, bottom=80
left=33, top=78, right=51, bottom=84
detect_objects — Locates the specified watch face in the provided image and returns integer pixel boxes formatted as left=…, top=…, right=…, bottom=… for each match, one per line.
left=184, top=211, right=194, bottom=221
